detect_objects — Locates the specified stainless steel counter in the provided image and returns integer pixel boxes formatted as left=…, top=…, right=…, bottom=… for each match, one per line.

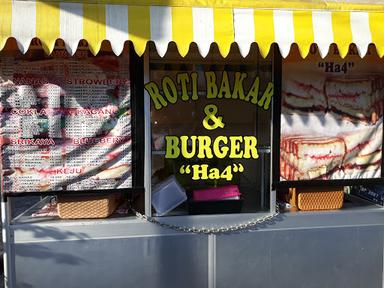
left=9, top=198, right=384, bottom=288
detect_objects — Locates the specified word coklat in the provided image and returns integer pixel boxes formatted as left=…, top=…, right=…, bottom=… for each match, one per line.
left=145, top=71, right=274, bottom=111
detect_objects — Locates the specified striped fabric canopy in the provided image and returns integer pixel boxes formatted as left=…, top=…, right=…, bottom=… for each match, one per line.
left=2, top=0, right=384, bottom=58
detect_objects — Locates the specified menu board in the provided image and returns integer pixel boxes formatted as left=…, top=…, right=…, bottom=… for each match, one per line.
left=281, top=46, right=383, bottom=181
left=0, top=48, right=131, bottom=192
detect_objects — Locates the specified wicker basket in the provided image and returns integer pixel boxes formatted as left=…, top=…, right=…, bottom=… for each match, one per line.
left=288, top=187, right=344, bottom=211
left=57, top=193, right=122, bottom=219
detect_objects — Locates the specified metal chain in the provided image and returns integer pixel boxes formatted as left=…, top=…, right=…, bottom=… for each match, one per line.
left=131, top=205, right=280, bottom=234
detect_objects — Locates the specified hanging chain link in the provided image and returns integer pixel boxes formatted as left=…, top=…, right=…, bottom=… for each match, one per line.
left=130, top=204, right=280, bottom=234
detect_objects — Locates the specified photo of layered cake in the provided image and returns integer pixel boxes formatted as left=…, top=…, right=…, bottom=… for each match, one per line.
left=282, top=78, right=326, bottom=113
left=325, top=77, right=384, bottom=124
left=280, top=122, right=383, bottom=180
left=280, top=135, right=345, bottom=180
left=337, top=125, right=382, bottom=179
left=283, top=76, right=384, bottom=124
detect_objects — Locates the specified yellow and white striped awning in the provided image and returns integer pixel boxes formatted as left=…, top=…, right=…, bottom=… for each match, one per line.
left=2, top=0, right=384, bottom=58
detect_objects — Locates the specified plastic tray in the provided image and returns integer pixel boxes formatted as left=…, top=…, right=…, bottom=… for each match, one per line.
left=152, top=175, right=187, bottom=216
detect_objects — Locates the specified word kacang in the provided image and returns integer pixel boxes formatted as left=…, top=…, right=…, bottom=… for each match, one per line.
left=145, top=71, right=274, bottom=110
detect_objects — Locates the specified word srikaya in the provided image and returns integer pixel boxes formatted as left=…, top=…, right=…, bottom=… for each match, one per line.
left=145, top=71, right=274, bottom=110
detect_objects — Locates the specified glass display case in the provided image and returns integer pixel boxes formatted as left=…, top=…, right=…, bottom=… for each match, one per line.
left=148, top=44, right=273, bottom=216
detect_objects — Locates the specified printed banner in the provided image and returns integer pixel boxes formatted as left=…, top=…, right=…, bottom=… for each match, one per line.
left=0, top=48, right=131, bottom=192
left=281, top=46, right=383, bottom=181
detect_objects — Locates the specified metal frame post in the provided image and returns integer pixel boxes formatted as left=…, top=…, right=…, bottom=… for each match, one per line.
left=2, top=196, right=14, bottom=288
left=143, top=50, right=152, bottom=216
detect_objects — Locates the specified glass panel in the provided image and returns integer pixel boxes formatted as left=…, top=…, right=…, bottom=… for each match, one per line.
left=148, top=44, right=273, bottom=216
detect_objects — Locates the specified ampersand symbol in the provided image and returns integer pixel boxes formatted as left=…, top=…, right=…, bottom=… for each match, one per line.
left=202, top=104, right=225, bottom=130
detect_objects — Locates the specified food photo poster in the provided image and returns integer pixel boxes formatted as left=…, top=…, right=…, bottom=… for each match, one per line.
left=0, top=45, right=132, bottom=193
left=281, top=46, right=383, bottom=181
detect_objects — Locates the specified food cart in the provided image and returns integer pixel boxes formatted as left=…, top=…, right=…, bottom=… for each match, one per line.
left=0, top=0, right=384, bottom=287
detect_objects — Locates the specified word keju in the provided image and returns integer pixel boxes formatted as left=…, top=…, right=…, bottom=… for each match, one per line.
left=145, top=71, right=274, bottom=110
